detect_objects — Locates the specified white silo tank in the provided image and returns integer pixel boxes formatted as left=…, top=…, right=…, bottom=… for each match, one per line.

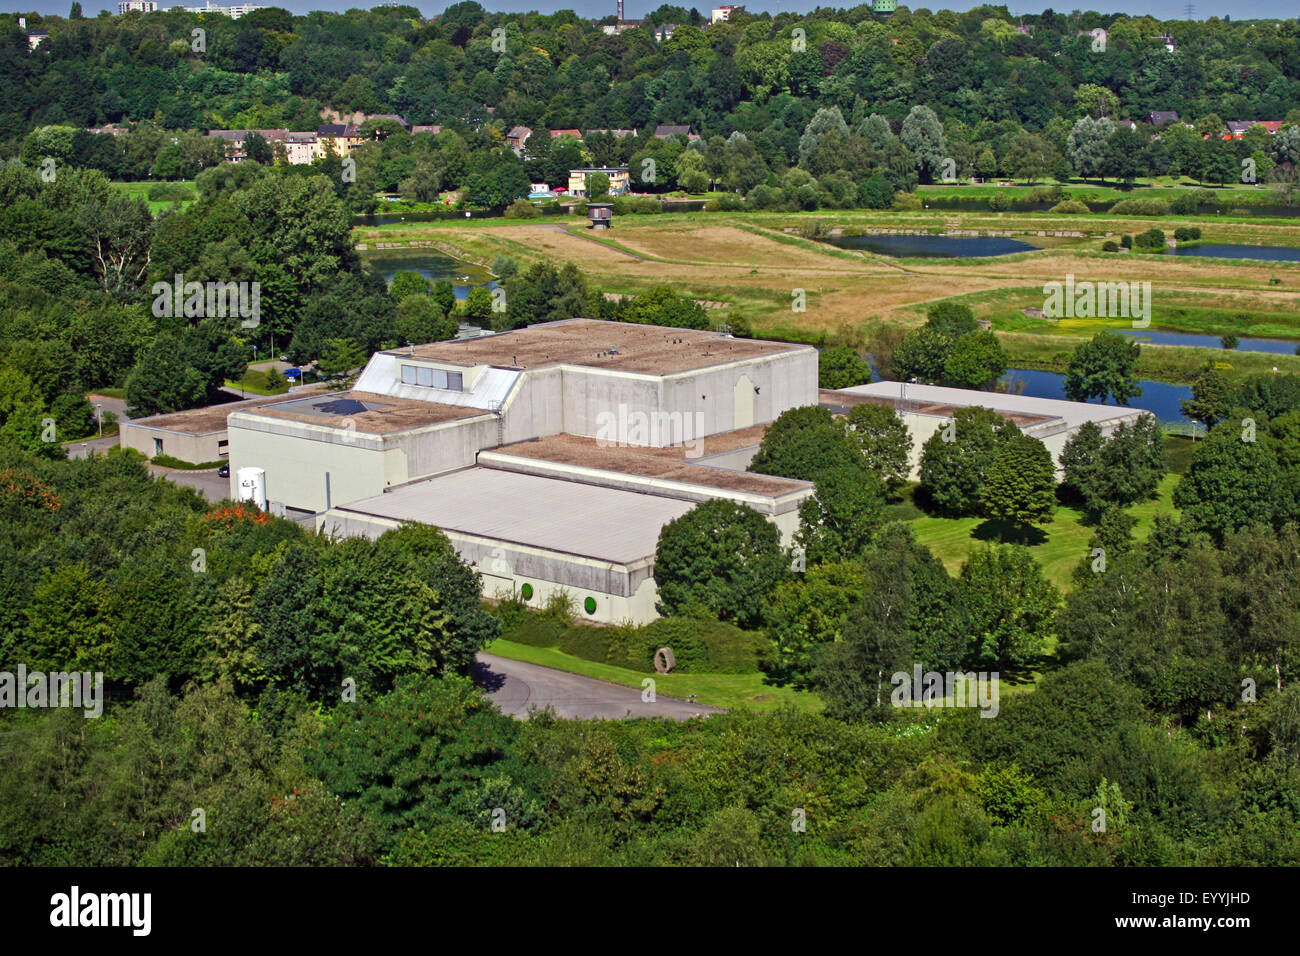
left=236, top=467, right=266, bottom=510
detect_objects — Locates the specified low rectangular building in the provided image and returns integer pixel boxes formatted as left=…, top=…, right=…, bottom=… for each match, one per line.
left=823, top=382, right=1145, bottom=479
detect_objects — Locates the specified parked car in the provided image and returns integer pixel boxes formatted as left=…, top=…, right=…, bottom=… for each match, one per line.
left=217, top=463, right=229, bottom=478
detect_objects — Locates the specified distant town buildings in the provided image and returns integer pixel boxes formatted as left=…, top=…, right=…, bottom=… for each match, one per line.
left=180, top=2, right=264, bottom=17
left=568, top=167, right=631, bottom=197
left=17, top=17, right=47, bottom=49
left=117, top=1, right=158, bottom=13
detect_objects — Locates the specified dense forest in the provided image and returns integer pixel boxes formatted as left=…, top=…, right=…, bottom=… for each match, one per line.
left=2, top=444, right=1300, bottom=866
left=2, top=3, right=1300, bottom=870
left=5, top=5, right=1300, bottom=200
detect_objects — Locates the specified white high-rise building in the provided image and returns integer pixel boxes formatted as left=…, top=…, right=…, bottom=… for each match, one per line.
left=118, top=1, right=159, bottom=13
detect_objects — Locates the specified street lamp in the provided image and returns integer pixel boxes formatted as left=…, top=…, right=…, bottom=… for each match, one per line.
left=95, top=402, right=102, bottom=438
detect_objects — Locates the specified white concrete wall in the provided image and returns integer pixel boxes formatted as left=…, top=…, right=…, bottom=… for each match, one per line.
left=227, top=412, right=496, bottom=513
left=557, top=347, right=817, bottom=447
left=898, top=409, right=1145, bottom=481
left=118, top=424, right=225, bottom=464
left=317, top=509, right=663, bottom=624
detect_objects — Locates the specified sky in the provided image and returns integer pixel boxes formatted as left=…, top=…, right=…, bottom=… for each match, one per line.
left=6, top=0, right=1292, bottom=24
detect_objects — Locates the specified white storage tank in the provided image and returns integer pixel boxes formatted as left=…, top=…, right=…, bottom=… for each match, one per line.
left=236, top=467, right=266, bottom=510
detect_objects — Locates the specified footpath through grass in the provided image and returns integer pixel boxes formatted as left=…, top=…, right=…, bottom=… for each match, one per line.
left=485, top=638, right=822, bottom=713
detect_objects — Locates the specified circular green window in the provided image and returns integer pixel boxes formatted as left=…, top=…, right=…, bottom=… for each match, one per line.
left=520, top=583, right=533, bottom=600
left=584, top=597, right=597, bottom=615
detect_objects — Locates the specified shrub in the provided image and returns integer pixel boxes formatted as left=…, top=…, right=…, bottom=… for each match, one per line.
left=705, top=193, right=744, bottom=211
left=988, top=193, right=1010, bottom=211
left=1026, top=185, right=1064, bottom=203
left=1108, top=199, right=1170, bottom=216
left=1221, top=334, right=1239, bottom=350
left=747, top=184, right=785, bottom=209
left=1170, top=189, right=1215, bottom=214
left=146, top=182, right=196, bottom=203
left=1120, top=234, right=1133, bottom=248
left=1049, top=199, right=1090, bottom=214
left=503, top=198, right=540, bottom=219
left=1133, top=228, right=1166, bottom=250
left=892, top=191, right=923, bottom=211
left=799, top=220, right=830, bottom=239
left=1101, top=240, right=1119, bottom=252
left=1174, top=226, right=1202, bottom=242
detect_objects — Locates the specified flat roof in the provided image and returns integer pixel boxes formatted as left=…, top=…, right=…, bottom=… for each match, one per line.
left=236, top=390, right=483, bottom=434
left=492, top=428, right=811, bottom=498
left=393, top=319, right=809, bottom=375
left=819, top=388, right=1053, bottom=428
left=337, top=467, right=695, bottom=564
left=837, top=382, right=1145, bottom=429
left=125, top=386, right=328, bottom=436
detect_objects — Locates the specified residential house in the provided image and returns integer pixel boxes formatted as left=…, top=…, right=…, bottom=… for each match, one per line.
left=653, top=124, right=692, bottom=139
left=506, top=125, right=533, bottom=154
left=567, top=167, right=631, bottom=197
left=710, top=6, right=737, bottom=24
left=1225, top=120, right=1285, bottom=139
left=284, top=132, right=318, bottom=165
left=316, top=123, right=363, bottom=158
left=652, top=23, right=679, bottom=43
left=549, top=128, right=582, bottom=140
left=1146, top=110, right=1180, bottom=127
left=411, top=125, right=443, bottom=135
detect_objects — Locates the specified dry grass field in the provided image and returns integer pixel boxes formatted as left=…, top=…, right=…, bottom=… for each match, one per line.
left=356, top=210, right=1300, bottom=373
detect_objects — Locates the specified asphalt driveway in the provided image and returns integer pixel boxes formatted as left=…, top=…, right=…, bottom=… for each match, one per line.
left=474, top=652, right=722, bottom=721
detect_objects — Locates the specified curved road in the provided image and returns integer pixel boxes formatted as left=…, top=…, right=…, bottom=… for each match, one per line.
left=474, top=652, right=722, bottom=721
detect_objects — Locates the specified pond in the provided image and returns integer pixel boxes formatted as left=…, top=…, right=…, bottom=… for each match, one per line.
left=1163, top=243, right=1300, bottom=261
left=1000, top=368, right=1193, bottom=423
left=1115, top=328, right=1300, bottom=356
left=826, top=234, right=1037, bottom=258
left=362, top=250, right=498, bottom=300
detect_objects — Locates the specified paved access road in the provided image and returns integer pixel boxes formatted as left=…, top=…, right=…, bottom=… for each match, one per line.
left=474, top=652, right=722, bottom=721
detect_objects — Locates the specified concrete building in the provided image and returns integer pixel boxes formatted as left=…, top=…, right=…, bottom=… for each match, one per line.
left=226, top=319, right=818, bottom=623
left=118, top=1, right=158, bottom=13
left=181, top=2, right=264, bottom=18
left=223, top=320, right=1151, bottom=623
left=821, top=381, right=1146, bottom=480
left=567, top=167, right=630, bottom=197
left=119, top=388, right=324, bottom=464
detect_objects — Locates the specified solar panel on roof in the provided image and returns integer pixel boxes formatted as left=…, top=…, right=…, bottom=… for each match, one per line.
left=314, top=398, right=369, bottom=415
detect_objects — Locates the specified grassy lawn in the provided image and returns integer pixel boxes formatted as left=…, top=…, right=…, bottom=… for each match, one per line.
left=112, top=180, right=197, bottom=214
left=485, top=638, right=822, bottom=713
left=891, top=449, right=1186, bottom=592
left=225, top=372, right=289, bottom=396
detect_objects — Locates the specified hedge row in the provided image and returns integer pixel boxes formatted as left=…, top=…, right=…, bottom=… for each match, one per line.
left=495, top=598, right=766, bottom=675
